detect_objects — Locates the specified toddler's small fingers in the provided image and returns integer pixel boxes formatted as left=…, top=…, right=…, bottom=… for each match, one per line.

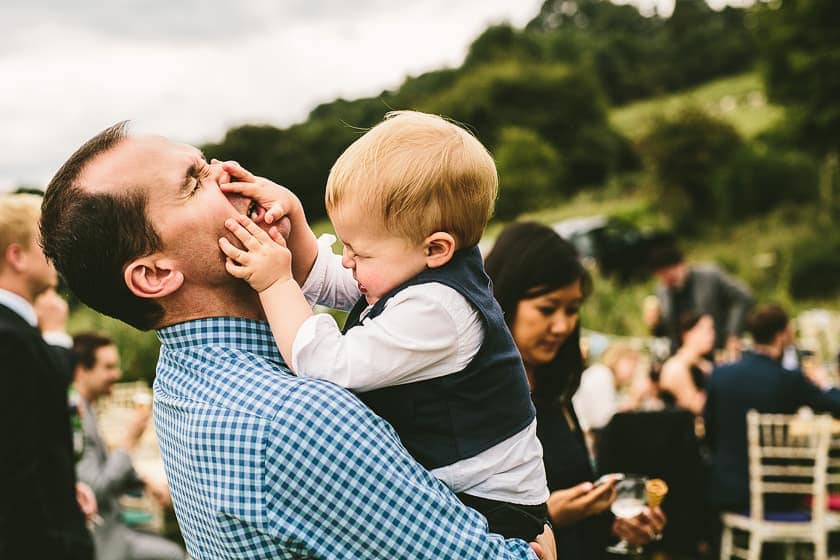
left=267, top=227, right=288, bottom=247
left=224, top=257, right=247, bottom=279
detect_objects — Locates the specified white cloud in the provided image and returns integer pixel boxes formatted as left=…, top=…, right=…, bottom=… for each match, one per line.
left=0, top=0, right=542, bottom=191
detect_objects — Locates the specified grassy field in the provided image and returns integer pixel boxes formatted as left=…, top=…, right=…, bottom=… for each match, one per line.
left=609, top=71, right=786, bottom=141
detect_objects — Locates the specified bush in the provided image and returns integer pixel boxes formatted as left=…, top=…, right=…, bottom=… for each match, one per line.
left=640, top=107, right=743, bottom=233
left=715, top=145, right=820, bottom=220
left=789, top=233, right=840, bottom=300
left=494, top=127, right=564, bottom=220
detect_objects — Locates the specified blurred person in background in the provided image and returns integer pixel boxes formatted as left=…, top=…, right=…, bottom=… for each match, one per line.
left=705, top=303, right=840, bottom=514
left=486, top=221, right=665, bottom=560
left=0, top=193, right=95, bottom=559
left=658, top=311, right=716, bottom=416
left=72, top=332, right=185, bottom=560
left=644, top=243, right=753, bottom=359
left=574, top=343, right=656, bottom=434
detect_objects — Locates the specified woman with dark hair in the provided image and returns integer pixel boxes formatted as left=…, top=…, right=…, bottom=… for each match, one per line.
left=658, top=311, right=715, bottom=415
left=485, top=221, right=665, bottom=559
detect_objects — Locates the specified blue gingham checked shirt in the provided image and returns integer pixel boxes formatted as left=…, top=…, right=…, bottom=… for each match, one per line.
left=154, top=317, right=538, bottom=559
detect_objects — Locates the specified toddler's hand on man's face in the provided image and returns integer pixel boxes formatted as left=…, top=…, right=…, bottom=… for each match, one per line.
left=219, top=215, right=293, bottom=292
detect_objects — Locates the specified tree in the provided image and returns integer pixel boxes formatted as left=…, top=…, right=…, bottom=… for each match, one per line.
left=752, top=0, right=840, bottom=223
left=752, top=0, right=840, bottom=155
left=494, top=127, right=564, bottom=220
left=640, top=107, right=742, bottom=233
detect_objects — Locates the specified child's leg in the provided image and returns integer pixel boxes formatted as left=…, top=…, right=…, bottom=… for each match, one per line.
left=457, top=493, right=548, bottom=542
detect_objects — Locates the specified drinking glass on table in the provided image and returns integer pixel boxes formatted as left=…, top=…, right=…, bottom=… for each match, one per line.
left=607, top=475, right=648, bottom=556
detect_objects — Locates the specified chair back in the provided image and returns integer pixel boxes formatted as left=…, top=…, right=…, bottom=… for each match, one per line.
left=746, top=410, right=832, bottom=523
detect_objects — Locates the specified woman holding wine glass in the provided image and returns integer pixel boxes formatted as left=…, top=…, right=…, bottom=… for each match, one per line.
left=485, top=222, right=666, bottom=559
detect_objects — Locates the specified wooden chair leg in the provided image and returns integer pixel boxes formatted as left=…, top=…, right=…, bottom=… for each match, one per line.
left=747, top=532, right=761, bottom=560
left=815, top=534, right=828, bottom=560
left=719, top=525, right=733, bottom=560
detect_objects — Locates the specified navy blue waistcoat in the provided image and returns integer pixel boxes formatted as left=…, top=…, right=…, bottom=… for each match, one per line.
left=343, top=245, right=536, bottom=470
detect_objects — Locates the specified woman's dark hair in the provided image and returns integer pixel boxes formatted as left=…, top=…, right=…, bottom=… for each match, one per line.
left=484, top=221, right=593, bottom=406
left=678, top=310, right=707, bottom=343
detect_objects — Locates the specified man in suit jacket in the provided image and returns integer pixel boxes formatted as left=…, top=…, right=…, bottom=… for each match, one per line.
left=72, top=332, right=184, bottom=560
left=645, top=244, right=753, bottom=356
left=0, top=193, right=94, bottom=559
left=704, top=304, right=840, bottom=512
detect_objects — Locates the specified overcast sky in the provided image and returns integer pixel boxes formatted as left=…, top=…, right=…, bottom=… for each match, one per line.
left=1, top=0, right=750, bottom=191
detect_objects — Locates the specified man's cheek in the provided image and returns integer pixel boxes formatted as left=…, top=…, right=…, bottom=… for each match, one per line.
left=273, top=216, right=292, bottom=241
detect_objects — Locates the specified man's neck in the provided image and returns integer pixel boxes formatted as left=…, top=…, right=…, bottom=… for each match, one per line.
left=72, top=380, right=96, bottom=404
left=0, top=277, right=33, bottom=304
left=752, top=343, right=782, bottom=361
left=156, top=282, right=265, bottom=329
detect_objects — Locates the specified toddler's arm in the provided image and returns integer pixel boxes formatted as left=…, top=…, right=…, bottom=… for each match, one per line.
left=219, top=162, right=318, bottom=286
left=219, top=215, right=313, bottom=365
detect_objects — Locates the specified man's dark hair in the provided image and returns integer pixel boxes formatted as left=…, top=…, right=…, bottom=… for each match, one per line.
left=73, top=332, right=114, bottom=370
left=40, top=121, right=164, bottom=330
left=747, top=304, right=789, bottom=345
left=648, top=244, right=684, bottom=272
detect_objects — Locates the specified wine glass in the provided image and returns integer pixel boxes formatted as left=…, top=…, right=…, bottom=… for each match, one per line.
left=607, top=475, right=648, bottom=556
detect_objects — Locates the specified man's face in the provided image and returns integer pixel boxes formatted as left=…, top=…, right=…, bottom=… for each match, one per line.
left=80, top=135, right=284, bottom=287
left=654, top=262, right=687, bottom=289
left=81, top=344, right=122, bottom=399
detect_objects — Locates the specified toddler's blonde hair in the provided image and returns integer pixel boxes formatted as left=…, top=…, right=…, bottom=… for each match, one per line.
left=326, top=111, right=498, bottom=247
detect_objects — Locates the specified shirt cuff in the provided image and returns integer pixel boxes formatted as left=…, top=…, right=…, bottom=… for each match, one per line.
left=43, top=331, right=73, bottom=349
left=291, top=313, right=340, bottom=375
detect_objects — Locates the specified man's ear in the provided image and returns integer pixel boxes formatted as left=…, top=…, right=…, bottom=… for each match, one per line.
left=4, top=243, right=25, bottom=273
left=124, top=256, right=184, bottom=299
left=423, top=232, right=456, bottom=269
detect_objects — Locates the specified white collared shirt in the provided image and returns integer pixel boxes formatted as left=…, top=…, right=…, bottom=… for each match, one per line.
left=0, top=288, right=37, bottom=326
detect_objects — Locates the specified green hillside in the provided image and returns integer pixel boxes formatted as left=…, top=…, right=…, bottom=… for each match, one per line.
left=609, top=72, right=786, bottom=141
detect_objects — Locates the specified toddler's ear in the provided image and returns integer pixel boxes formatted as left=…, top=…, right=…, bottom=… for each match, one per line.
left=424, top=232, right=456, bottom=269
left=124, top=256, right=184, bottom=300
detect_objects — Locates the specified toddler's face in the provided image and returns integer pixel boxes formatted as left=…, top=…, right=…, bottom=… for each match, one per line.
left=331, top=205, right=428, bottom=306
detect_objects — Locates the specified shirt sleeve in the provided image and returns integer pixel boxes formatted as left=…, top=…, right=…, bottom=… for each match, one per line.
left=300, top=234, right=360, bottom=310
left=713, top=267, right=753, bottom=338
left=262, top=381, right=538, bottom=559
left=291, top=284, right=482, bottom=392
left=573, top=365, right=618, bottom=431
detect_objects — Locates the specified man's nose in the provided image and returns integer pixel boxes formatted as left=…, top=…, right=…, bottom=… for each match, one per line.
left=208, top=161, right=229, bottom=184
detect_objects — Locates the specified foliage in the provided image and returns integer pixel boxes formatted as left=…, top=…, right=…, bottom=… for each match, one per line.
left=713, top=144, right=819, bottom=220
left=640, top=107, right=743, bottom=232
left=609, top=72, right=786, bottom=143
left=494, top=127, right=564, bottom=220
left=526, top=0, right=755, bottom=104
left=751, top=0, right=840, bottom=155
left=68, top=305, right=160, bottom=385
left=789, top=232, right=840, bottom=300
left=581, top=266, right=653, bottom=337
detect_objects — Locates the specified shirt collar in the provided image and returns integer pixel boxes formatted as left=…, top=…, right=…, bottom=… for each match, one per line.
left=156, top=316, right=284, bottom=362
left=0, top=288, right=37, bottom=327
